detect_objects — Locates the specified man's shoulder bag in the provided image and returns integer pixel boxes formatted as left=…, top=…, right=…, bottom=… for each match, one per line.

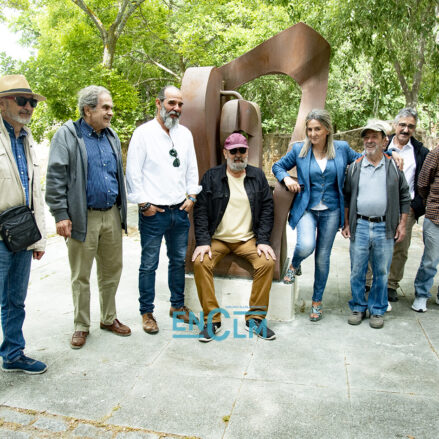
left=0, top=205, right=42, bottom=252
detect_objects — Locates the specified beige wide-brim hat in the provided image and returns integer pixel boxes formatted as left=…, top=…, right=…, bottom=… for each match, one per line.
left=0, top=74, right=46, bottom=101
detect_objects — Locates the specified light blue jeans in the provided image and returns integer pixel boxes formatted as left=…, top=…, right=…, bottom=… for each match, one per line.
left=0, top=242, right=33, bottom=362
left=349, top=219, right=394, bottom=316
left=292, top=208, right=340, bottom=302
left=414, top=218, right=439, bottom=298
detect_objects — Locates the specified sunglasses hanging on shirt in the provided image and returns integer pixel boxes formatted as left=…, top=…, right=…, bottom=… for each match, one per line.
left=169, top=141, right=180, bottom=167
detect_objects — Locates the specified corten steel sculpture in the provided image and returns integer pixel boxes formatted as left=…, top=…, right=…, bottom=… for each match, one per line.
left=181, top=22, right=330, bottom=281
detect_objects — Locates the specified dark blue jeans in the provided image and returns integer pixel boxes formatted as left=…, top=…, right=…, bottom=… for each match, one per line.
left=138, top=208, right=190, bottom=314
left=0, top=241, right=33, bottom=362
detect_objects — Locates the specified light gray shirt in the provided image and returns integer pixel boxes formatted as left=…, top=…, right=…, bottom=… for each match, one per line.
left=357, top=156, right=387, bottom=217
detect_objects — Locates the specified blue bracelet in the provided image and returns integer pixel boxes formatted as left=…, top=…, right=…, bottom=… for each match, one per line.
left=187, top=196, right=196, bottom=203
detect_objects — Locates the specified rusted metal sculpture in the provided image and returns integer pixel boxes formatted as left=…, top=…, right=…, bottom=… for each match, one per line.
left=181, top=22, right=330, bottom=280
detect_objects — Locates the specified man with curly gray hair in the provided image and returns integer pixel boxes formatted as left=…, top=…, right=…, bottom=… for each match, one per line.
left=46, top=85, right=131, bottom=349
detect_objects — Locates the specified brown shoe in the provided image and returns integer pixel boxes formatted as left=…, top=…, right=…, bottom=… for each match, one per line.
left=71, top=331, right=89, bottom=349
left=142, top=313, right=159, bottom=334
left=100, top=319, right=131, bottom=336
left=169, top=305, right=193, bottom=324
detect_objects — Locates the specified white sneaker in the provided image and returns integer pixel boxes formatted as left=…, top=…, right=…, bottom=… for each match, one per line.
left=386, top=302, right=392, bottom=312
left=411, top=297, right=428, bottom=313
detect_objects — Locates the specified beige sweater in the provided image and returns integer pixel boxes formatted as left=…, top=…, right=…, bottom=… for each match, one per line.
left=0, top=116, right=46, bottom=251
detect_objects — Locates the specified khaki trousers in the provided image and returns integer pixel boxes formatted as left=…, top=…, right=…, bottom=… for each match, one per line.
left=366, top=209, right=417, bottom=289
left=67, top=205, right=122, bottom=331
left=193, top=238, right=274, bottom=323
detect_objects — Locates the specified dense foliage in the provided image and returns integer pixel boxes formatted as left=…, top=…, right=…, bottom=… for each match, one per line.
left=0, top=0, right=438, bottom=142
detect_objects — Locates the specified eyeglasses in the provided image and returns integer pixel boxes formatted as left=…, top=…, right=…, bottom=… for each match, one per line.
left=228, top=147, right=248, bottom=155
left=6, top=96, right=38, bottom=108
left=169, top=147, right=180, bottom=167
left=398, top=123, right=416, bottom=130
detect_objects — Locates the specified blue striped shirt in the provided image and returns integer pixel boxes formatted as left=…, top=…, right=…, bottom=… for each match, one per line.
left=4, top=120, right=29, bottom=206
left=80, top=119, right=119, bottom=209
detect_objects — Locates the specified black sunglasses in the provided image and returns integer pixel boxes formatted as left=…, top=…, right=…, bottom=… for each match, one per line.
left=7, top=96, right=38, bottom=108
left=169, top=148, right=180, bottom=167
left=228, top=147, right=247, bottom=155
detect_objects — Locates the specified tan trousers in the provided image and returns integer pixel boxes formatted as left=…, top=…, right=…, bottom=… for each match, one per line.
left=193, top=238, right=274, bottom=323
left=366, top=209, right=417, bottom=289
left=67, top=206, right=122, bottom=331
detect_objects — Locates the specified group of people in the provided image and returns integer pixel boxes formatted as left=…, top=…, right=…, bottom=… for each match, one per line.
left=0, top=73, right=438, bottom=376
left=273, top=107, right=437, bottom=329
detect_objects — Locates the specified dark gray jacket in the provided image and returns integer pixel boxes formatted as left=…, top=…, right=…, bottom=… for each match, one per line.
left=343, top=154, right=411, bottom=240
left=45, top=119, right=127, bottom=242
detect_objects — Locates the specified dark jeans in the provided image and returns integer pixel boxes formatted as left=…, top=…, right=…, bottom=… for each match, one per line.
left=138, top=207, right=190, bottom=314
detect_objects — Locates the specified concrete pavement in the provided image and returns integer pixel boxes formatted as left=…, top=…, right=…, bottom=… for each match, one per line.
left=1, top=209, right=439, bottom=439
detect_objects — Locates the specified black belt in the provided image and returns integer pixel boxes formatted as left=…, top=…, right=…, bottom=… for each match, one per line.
left=358, top=214, right=385, bottom=223
left=155, top=201, right=185, bottom=210
left=88, top=205, right=114, bottom=212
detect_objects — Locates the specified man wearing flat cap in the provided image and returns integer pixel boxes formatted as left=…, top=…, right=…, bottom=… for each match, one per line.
left=192, top=132, right=276, bottom=342
left=0, top=74, right=47, bottom=374
left=342, top=120, right=410, bottom=329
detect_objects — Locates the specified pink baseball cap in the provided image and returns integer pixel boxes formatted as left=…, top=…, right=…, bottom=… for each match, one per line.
left=224, top=133, right=249, bottom=150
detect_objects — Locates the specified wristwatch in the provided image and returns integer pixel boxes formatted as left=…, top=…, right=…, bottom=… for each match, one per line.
left=139, top=203, right=151, bottom=212
left=187, top=196, right=196, bottom=203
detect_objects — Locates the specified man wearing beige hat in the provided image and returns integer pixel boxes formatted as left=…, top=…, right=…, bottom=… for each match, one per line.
left=342, top=120, right=410, bottom=329
left=0, top=74, right=47, bottom=374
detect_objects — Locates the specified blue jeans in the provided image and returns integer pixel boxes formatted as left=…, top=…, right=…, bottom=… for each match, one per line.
left=349, top=219, right=394, bottom=316
left=138, top=207, right=190, bottom=314
left=292, top=208, right=340, bottom=302
left=414, top=218, right=439, bottom=298
left=0, top=241, right=33, bottom=362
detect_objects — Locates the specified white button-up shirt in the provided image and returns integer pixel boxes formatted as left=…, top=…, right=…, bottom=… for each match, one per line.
left=389, top=137, right=416, bottom=200
left=126, top=118, right=201, bottom=205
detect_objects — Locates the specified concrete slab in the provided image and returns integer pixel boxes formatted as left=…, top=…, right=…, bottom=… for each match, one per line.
left=1, top=203, right=439, bottom=438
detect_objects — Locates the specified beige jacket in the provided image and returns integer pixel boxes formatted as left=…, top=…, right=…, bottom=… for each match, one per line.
left=0, top=116, right=46, bottom=251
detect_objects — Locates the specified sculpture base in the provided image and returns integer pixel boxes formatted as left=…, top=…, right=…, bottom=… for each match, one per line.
left=184, top=273, right=298, bottom=322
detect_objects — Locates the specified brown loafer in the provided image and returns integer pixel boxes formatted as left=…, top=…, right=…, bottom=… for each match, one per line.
left=71, top=331, right=89, bottom=349
left=169, top=305, right=193, bottom=324
left=142, top=313, right=159, bottom=334
left=100, top=319, right=131, bottom=336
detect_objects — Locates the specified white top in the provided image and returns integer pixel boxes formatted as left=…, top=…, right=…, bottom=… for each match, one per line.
left=126, top=118, right=202, bottom=205
left=389, top=137, right=416, bottom=200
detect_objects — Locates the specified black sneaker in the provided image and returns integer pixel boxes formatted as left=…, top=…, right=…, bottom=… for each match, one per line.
left=199, top=322, right=221, bottom=343
left=388, top=288, right=398, bottom=302
left=245, top=319, right=276, bottom=340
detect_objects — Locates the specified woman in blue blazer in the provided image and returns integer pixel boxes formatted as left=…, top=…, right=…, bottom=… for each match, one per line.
left=272, top=109, right=361, bottom=321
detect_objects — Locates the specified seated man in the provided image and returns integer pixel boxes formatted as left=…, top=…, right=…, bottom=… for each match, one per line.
left=192, top=133, right=276, bottom=342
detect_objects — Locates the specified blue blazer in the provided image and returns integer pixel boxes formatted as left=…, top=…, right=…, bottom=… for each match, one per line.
left=272, top=140, right=361, bottom=230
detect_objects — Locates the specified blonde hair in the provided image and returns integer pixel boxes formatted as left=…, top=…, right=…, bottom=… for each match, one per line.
left=299, top=109, right=335, bottom=159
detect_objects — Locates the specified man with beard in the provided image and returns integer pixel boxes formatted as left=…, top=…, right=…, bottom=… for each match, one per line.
left=192, top=133, right=276, bottom=342
left=0, top=74, right=47, bottom=373
left=126, top=85, right=201, bottom=334
left=46, top=85, right=131, bottom=349
left=342, top=121, right=410, bottom=329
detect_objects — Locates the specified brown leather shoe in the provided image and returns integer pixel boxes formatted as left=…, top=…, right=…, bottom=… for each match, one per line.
left=142, top=313, right=159, bottom=334
left=169, top=305, right=193, bottom=324
left=100, top=319, right=131, bottom=336
left=71, top=331, right=89, bottom=349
